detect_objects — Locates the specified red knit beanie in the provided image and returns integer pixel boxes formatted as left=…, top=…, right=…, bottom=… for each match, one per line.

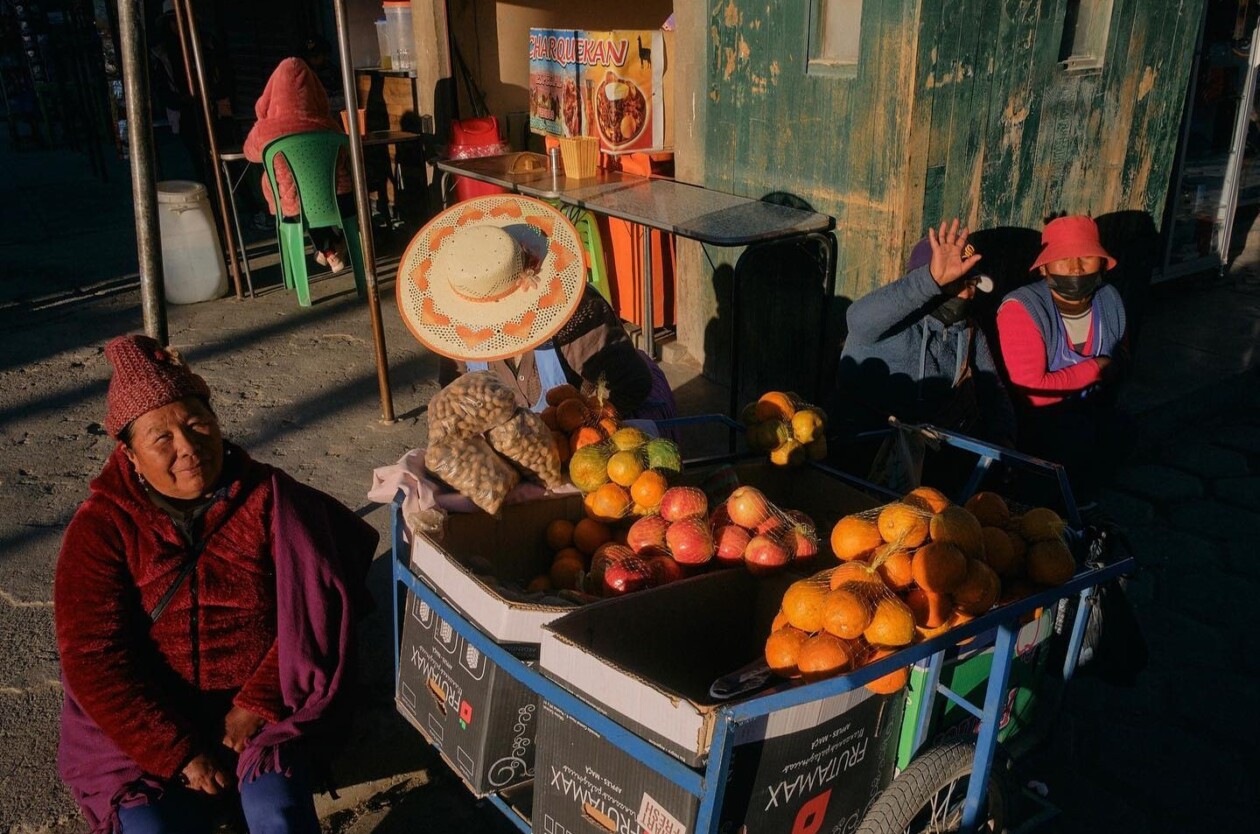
left=104, top=335, right=212, bottom=439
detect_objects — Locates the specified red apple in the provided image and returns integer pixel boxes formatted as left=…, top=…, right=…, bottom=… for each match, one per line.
left=626, top=515, right=670, bottom=554
left=743, top=534, right=792, bottom=576
left=646, top=555, right=687, bottom=586
left=789, top=529, right=820, bottom=561
left=709, top=503, right=733, bottom=530
left=785, top=509, right=816, bottom=534
left=602, top=557, right=652, bottom=596
left=756, top=514, right=788, bottom=538
left=588, top=544, right=634, bottom=594
left=665, top=517, right=715, bottom=565
left=713, top=524, right=752, bottom=567
left=659, top=487, right=709, bottom=522
left=727, top=486, right=771, bottom=529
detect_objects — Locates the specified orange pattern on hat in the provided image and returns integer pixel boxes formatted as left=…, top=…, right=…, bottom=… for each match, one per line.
left=429, top=226, right=454, bottom=250
left=528, top=215, right=555, bottom=237
left=456, top=209, right=485, bottom=226
left=456, top=325, right=494, bottom=347
left=548, top=240, right=575, bottom=272
left=420, top=297, right=449, bottom=325
left=413, top=260, right=431, bottom=291
left=490, top=201, right=523, bottom=218
left=537, top=277, right=565, bottom=309
left=503, top=311, right=537, bottom=340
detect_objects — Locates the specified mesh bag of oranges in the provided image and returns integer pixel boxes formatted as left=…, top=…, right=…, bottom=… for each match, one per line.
left=766, top=487, right=1078, bottom=692
left=740, top=390, right=828, bottom=466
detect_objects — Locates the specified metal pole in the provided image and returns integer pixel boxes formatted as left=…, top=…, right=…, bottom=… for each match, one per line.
left=117, top=0, right=167, bottom=344
left=168, top=1, right=196, bottom=104
left=181, top=1, right=245, bottom=300
left=333, top=0, right=396, bottom=423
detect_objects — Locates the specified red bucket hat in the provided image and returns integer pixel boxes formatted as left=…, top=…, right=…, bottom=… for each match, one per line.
left=1030, top=215, right=1116, bottom=272
left=104, top=335, right=211, bottom=439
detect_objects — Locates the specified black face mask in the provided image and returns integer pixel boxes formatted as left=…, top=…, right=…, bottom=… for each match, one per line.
left=1046, top=272, right=1102, bottom=302
left=930, top=296, right=970, bottom=326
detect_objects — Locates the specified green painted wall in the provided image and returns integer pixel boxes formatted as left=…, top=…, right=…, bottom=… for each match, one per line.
left=701, top=0, right=1205, bottom=304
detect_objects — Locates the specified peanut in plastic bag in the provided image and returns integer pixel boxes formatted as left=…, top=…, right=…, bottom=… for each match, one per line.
left=427, top=371, right=518, bottom=442
left=425, top=435, right=520, bottom=515
left=487, top=407, right=565, bottom=490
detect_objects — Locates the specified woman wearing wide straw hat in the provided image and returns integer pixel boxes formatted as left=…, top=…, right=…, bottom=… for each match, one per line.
left=996, top=215, right=1132, bottom=505
left=55, top=335, right=377, bottom=834
left=397, top=194, right=676, bottom=421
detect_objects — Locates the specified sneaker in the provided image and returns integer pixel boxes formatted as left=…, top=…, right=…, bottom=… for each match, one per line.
left=325, top=250, right=346, bottom=272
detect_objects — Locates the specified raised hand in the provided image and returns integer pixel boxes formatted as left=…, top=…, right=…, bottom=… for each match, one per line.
left=927, top=218, right=983, bottom=287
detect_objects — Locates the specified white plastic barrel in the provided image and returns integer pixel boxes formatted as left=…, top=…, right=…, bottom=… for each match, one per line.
left=383, top=1, right=414, bottom=70
left=156, top=181, right=228, bottom=305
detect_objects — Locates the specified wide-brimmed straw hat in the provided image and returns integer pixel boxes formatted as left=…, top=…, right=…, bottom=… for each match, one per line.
left=397, top=195, right=586, bottom=361
left=1030, top=215, right=1116, bottom=272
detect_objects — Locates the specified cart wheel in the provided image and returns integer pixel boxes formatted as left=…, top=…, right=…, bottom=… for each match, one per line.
left=856, top=741, right=1008, bottom=834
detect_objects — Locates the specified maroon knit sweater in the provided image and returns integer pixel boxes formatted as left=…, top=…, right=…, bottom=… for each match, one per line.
left=54, top=444, right=284, bottom=779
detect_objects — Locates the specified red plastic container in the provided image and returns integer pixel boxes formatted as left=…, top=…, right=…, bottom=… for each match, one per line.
left=449, top=117, right=509, bottom=202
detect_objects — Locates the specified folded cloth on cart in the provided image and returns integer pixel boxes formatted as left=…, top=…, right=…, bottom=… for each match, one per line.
left=368, top=449, right=581, bottom=540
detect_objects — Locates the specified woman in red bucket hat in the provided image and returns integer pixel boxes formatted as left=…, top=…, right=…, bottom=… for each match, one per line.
left=996, top=215, right=1133, bottom=505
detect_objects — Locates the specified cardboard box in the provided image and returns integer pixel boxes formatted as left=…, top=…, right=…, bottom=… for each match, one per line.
left=529, top=28, right=673, bottom=152
left=534, top=570, right=903, bottom=832
left=396, top=590, right=541, bottom=796
left=408, top=492, right=587, bottom=645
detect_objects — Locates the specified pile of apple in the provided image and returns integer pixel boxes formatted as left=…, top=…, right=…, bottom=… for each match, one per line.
left=620, top=485, right=819, bottom=578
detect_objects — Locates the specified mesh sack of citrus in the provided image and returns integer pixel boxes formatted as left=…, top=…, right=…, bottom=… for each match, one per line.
left=709, top=485, right=820, bottom=575
left=740, top=390, right=829, bottom=465
left=427, top=371, right=518, bottom=442
left=425, top=435, right=520, bottom=515
left=540, top=380, right=621, bottom=451
left=567, top=431, right=682, bottom=520
left=487, top=407, right=565, bottom=490
left=765, top=556, right=914, bottom=694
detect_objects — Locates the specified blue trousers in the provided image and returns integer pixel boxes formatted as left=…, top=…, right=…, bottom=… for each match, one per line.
left=117, top=766, right=319, bottom=834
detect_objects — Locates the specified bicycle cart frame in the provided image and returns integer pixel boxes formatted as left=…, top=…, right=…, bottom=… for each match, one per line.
left=390, top=420, right=1134, bottom=833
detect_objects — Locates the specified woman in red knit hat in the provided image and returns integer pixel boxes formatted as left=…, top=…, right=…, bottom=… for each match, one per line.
left=996, top=215, right=1132, bottom=505
left=54, top=335, right=377, bottom=834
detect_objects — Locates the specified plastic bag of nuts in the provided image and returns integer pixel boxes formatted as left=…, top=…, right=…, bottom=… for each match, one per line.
left=426, top=435, right=520, bottom=515
left=427, top=371, right=518, bottom=442
left=487, top=407, right=565, bottom=490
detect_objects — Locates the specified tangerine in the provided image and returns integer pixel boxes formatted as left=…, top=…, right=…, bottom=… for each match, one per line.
left=980, top=527, right=1017, bottom=577
left=610, top=427, right=649, bottom=451
left=905, top=587, right=954, bottom=630
left=569, top=444, right=612, bottom=492
left=630, top=470, right=669, bottom=510
left=771, top=608, right=790, bottom=632
left=549, top=556, right=585, bottom=590
left=821, top=585, right=873, bottom=640
left=874, top=546, right=915, bottom=590
left=553, top=546, right=585, bottom=566
left=953, top=559, right=1000, bottom=615
left=863, top=648, right=910, bottom=695
left=1018, top=507, right=1065, bottom=543
left=782, top=579, right=831, bottom=633
left=796, top=633, right=857, bottom=682
left=830, top=516, right=883, bottom=561
left=573, top=518, right=613, bottom=555
left=964, top=491, right=1010, bottom=527
left=906, top=486, right=951, bottom=514
left=911, top=541, right=968, bottom=593
left=545, top=518, right=575, bottom=551
left=526, top=575, right=553, bottom=593
left=545, top=384, right=582, bottom=406
left=828, top=560, right=885, bottom=590
left=863, top=596, right=916, bottom=647
left=1027, top=539, right=1076, bottom=585
left=584, top=483, right=632, bottom=522
left=557, top=398, right=591, bottom=432
left=878, top=503, right=931, bottom=547
left=571, top=425, right=607, bottom=451
left=754, top=391, right=798, bottom=422
left=929, top=506, right=985, bottom=560
left=765, top=626, right=810, bottom=678
left=607, top=450, right=646, bottom=487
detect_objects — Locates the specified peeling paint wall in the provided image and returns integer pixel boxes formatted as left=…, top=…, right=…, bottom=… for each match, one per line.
left=695, top=0, right=1204, bottom=314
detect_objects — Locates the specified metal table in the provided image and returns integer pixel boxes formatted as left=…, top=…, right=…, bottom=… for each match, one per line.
left=436, top=154, right=836, bottom=420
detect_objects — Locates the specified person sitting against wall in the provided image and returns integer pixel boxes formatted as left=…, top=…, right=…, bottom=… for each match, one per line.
left=996, top=214, right=1131, bottom=506
left=55, top=335, right=377, bottom=834
left=398, top=194, right=676, bottom=422
left=836, top=219, right=1016, bottom=491
left=243, top=58, right=353, bottom=272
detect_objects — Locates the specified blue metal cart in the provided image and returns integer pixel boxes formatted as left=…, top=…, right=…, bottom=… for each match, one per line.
left=390, top=420, right=1136, bottom=833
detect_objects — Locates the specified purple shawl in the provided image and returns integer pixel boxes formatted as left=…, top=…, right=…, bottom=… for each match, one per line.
left=58, top=471, right=377, bottom=832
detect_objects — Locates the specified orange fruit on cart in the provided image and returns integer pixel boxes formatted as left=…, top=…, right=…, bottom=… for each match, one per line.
left=878, top=503, right=931, bottom=548
left=607, top=450, right=646, bottom=487
left=629, top=470, right=668, bottom=510
left=864, top=596, right=916, bottom=647
left=573, top=518, right=613, bottom=555
left=526, top=575, right=553, bottom=593
left=830, top=516, right=883, bottom=561
left=980, top=526, right=1018, bottom=577
left=754, top=391, right=797, bottom=422
left=1018, top=507, right=1066, bottom=542
left=796, top=633, right=857, bottom=682
left=874, top=545, right=915, bottom=589
left=828, top=559, right=885, bottom=590
left=545, top=518, right=575, bottom=551
left=965, top=491, right=1010, bottom=527
left=905, top=586, right=954, bottom=631
left=546, top=384, right=582, bottom=407
left=929, top=506, right=985, bottom=560
left=821, top=584, right=873, bottom=640
left=584, top=482, right=632, bottom=522
left=765, top=626, right=810, bottom=678
left=598, top=416, right=619, bottom=437
left=863, top=648, right=910, bottom=695
left=911, top=541, right=968, bottom=593
left=1027, top=539, right=1076, bottom=585
left=770, top=608, right=790, bottom=632
left=549, top=555, right=585, bottom=590
left=557, top=398, right=591, bottom=432
left=553, top=546, right=585, bottom=565
left=781, top=579, right=831, bottom=633
left=906, top=486, right=951, bottom=513
left=953, top=558, right=1001, bottom=616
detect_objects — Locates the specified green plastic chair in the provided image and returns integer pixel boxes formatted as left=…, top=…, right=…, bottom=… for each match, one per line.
left=556, top=203, right=612, bottom=304
left=261, top=132, right=366, bottom=307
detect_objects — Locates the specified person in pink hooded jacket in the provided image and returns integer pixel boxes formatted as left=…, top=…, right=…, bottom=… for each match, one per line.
left=244, top=58, right=354, bottom=272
